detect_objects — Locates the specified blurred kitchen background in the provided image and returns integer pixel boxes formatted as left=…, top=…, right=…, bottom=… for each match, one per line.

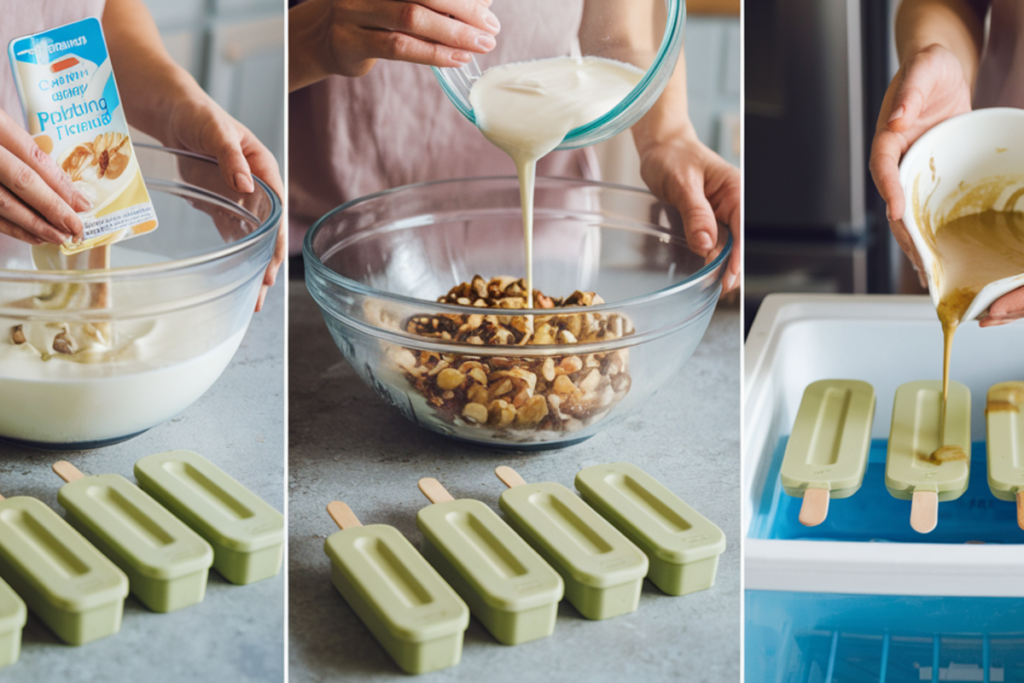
left=596, top=1, right=740, bottom=192
left=744, top=0, right=910, bottom=333
left=596, top=0, right=740, bottom=300
left=137, top=0, right=285, bottom=165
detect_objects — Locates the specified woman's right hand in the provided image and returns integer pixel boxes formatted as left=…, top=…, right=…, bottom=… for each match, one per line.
left=868, top=43, right=973, bottom=284
left=290, top=0, right=500, bottom=89
left=0, top=109, right=92, bottom=246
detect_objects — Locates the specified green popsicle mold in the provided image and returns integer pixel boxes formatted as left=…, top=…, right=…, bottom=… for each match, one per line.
left=780, top=380, right=876, bottom=498
left=134, top=451, right=283, bottom=585
left=987, top=381, right=1024, bottom=501
left=0, top=576, right=26, bottom=669
left=886, top=380, right=971, bottom=500
left=417, top=498, right=563, bottom=645
left=0, top=497, right=128, bottom=645
left=58, top=474, right=214, bottom=613
left=575, top=462, right=726, bottom=596
left=324, top=524, right=469, bottom=674
left=498, top=482, right=648, bottom=620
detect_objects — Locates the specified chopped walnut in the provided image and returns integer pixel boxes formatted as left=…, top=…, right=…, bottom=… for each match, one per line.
left=395, top=276, right=633, bottom=437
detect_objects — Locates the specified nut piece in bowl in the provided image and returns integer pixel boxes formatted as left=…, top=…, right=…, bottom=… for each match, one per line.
left=0, top=145, right=281, bottom=450
left=304, top=177, right=731, bottom=450
left=394, top=276, right=634, bottom=441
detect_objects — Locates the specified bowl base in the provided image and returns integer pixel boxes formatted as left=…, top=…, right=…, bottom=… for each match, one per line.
left=0, top=430, right=149, bottom=452
left=438, top=431, right=595, bottom=452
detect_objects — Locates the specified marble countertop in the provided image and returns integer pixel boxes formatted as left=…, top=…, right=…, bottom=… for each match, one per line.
left=0, top=283, right=285, bottom=683
left=288, top=281, right=741, bottom=683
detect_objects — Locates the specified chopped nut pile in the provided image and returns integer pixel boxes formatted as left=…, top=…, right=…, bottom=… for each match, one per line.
left=394, top=276, right=633, bottom=437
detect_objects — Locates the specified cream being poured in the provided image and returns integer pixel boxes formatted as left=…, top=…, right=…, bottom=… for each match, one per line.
left=468, top=56, right=644, bottom=307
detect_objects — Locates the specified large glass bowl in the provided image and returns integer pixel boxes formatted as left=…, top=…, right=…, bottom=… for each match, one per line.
left=304, top=176, right=729, bottom=450
left=0, top=144, right=281, bottom=449
left=432, top=0, right=685, bottom=150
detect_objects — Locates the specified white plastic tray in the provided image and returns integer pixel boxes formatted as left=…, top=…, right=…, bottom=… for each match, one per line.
left=744, top=294, right=1024, bottom=597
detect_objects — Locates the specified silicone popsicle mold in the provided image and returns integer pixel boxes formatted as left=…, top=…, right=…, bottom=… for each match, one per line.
left=324, top=502, right=469, bottom=674
left=134, top=451, right=283, bottom=585
left=0, top=576, right=26, bottom=668
left=575, top=462, right=726, bottom=596
left=496, top=467, right=647, bottom=620
left=0, top=496, right=128, bottom=645
left=416, top=478, right=563, bottom=645
left=55, top=462, right=214, bottom=613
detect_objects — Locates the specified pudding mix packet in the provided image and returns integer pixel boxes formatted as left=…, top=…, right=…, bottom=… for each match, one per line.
left=8, top=17, right=158, bottom=256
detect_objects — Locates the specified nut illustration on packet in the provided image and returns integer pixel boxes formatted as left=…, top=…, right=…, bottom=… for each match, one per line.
left=8, top=17, right=158, bottom=255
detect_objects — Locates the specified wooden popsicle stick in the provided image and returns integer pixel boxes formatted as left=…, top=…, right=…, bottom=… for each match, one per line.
left=910, top=491, right=938, bottom=534
left=418, top=478, right=455, bottom=504
left=0, top=493, right=5, bottom=501
left=798, top=488, right=830, bottom=527
left=1017, top=491, right=1024, bottom=532
left=495, top=466, right=527, bottom=489
left=327, top=501, right=362, bottom=530
left=53, top=460, right=86, bottom=483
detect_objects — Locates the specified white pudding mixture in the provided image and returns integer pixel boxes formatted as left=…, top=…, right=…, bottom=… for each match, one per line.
left=469, top=56, right=644, bottom=306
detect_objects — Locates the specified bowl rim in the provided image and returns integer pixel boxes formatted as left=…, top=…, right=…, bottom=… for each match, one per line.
left=0, top=144, right=282, bottom=283
left=303, top=174, right=732, bottom=316
left=430, top=0, right=685, bottom=150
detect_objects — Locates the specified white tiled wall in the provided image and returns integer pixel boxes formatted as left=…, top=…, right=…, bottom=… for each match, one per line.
left=595, top=15, right=741, bottom=187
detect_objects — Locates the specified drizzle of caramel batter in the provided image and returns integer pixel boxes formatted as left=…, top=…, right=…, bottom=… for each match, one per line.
left=912, top=170, right=1024, bottom=461
left=917, top=445, right=969, bottom=464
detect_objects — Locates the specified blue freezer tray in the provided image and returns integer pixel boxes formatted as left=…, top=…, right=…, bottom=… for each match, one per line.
left=751, top=438, right=1024, bottom=543
left=746, top=590, right=1024, bottom=683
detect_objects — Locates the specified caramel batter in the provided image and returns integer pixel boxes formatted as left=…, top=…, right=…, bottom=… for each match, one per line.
left=916, top=445, right=969, bottom=464
left=913, top=171, right=1024, bottom=457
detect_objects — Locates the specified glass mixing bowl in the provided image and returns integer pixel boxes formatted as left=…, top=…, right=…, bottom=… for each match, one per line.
left=432, top=0, right=685, bottom=150
left=0, top=144, right=281, bottom=450
left=305, top=176, right=729, bottom=450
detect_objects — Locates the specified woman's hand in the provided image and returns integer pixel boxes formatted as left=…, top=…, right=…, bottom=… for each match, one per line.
left=869, top=44, right=972, bottom=283
left=639, top=132, right=741, bottom=293
left=163, top=95, right=286, bottom=312
left=0, top=109, right=92, bottom=246
left=290, top=0, right=501, bottom=90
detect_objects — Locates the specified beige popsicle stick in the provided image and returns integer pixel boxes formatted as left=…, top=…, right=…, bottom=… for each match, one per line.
left=52, top=460, right=86, bottom=483
left=495, top=466, right=527, bottom=489
left=418, top=478, right=455, bottom=504
left=798, top=488, right=830, bottom=527
left=910, top=491, right=938, bottom=534
left=88, top=245, right=111, bottom=310
left=1017, top=492, right=1024, bottom=532
left=327, top=501, right=362, bottom=530
left=0, top=493, right=5, bottom=501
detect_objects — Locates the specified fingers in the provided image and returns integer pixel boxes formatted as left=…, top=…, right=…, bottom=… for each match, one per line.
left=980, top=287, right=1024, bottom=328
left=0, top=216, right=44, bottom=245
left=0, top=154, right=82, bottom=246
left=888, top=217, right=928, bottom=288
left=0, top=109, right=91, bottom=218
left=885, top=65, right=928, bottom=134
left=357, top=0, right=499, bottom=67
left=869, top=130, right=907, bottom=222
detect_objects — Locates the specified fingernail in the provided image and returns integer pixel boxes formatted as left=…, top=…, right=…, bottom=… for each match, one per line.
left=74, top=194, right=93, bottom=212
left=479, top=0, right=492, bottom=6
left=484, top=11, right=500, bottom=32
left=695, top=232, right=714, bottom=253
left=62, top=215, right=81, bottom=235
left=888, top=105, right=905, bottom=123
left=452, top=51, right=472, bottom=64
left=475, top=33, right=496, bottom=51
left=235, top=173, right=254, bottom=193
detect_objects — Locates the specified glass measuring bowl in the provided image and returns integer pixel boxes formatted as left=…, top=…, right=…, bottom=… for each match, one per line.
left=432, top=0, right=685, bottom=150
left=0, top=144, right=281, bottom=450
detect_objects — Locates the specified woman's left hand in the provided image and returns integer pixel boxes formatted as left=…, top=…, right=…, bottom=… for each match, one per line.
left=162, top=95, right=285, bottom=312
left=639, top=132, right=741, bottom=293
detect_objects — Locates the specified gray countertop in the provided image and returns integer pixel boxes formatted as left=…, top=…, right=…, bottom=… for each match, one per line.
left=288, top=281, right=741, bottom=683
left=0, top=283, right=285, bottom=683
